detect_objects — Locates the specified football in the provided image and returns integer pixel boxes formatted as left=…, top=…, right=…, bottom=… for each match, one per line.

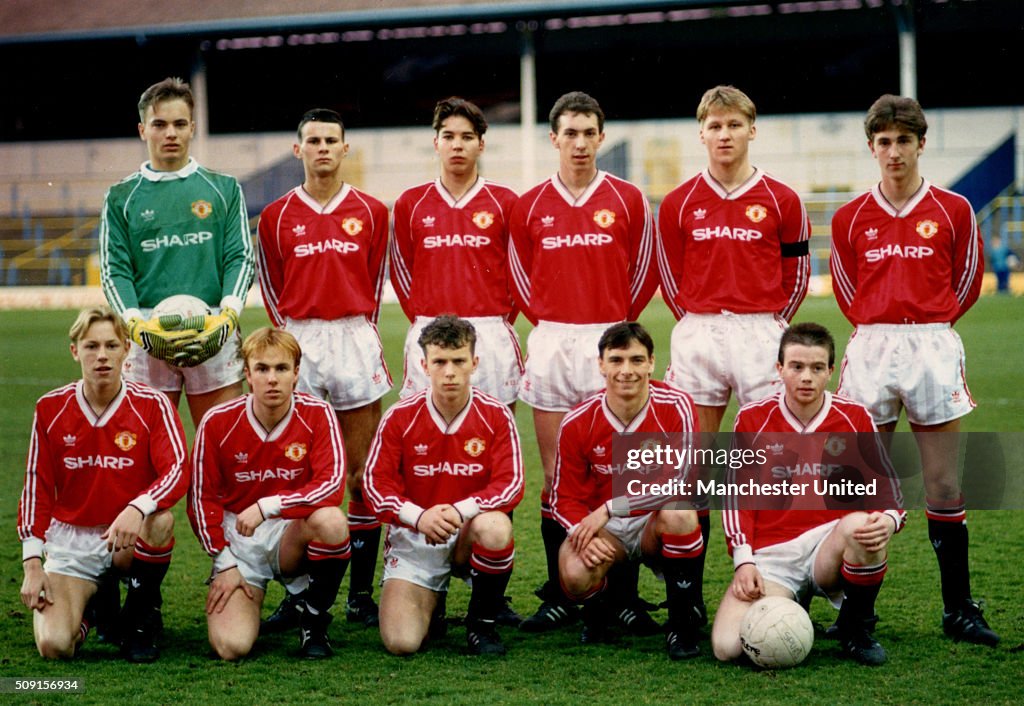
left=739, top=596, right=814, bottom=669
left=152, top=294, right=211, bottom=321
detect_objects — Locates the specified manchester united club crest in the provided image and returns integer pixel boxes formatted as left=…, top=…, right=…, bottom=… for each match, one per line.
left=916, top=220, right=938, bottom=239
left=191, top=199, right=213, bottom=219
left=114, top=430, right=137, bottom=452
left=593, top=209, right=616, bottom=228
left=745, top=204, right=767, bottom=223
left=342, top=217, right=364, bottom=236
left=285, top=442, right=307, bottom=462
left=464, top=438, right=486, bottom=457
left=823, top=436, right=847, bottom=457
left=472, top=211, right=495, bottom=229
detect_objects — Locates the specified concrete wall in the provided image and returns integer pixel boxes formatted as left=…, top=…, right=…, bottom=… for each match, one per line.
left=2, top=106, right=1022, bottom=215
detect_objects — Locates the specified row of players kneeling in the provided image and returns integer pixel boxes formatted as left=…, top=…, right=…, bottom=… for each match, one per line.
left=21, top=312, right=996, bottom=665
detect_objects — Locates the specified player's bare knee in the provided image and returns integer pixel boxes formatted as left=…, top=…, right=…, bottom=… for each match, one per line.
left=837, top=512, right=869, bottom=540
left=467, top=511, right=512, bottom=548
left=209, top=632, right=255, bottom=662
left=36, top=630, right=76, bottom=660
left=711, top=634, right=743, bottom=663
left=142, top=509, right=175, bottom=546
left=380, top=624, right=425, bottom=656
left=655, top=508, right=698, bottom=536
left=306, top=506, right=349, bottom=544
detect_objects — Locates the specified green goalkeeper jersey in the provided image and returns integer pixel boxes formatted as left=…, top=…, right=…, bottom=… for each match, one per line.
left=99, top=158, right=254, bottom=318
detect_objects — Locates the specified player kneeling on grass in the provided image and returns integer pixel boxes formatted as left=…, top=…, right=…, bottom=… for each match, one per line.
left=189, top=327, right=350, bottom=660
left=18, top=307, right=189, bottom=662
left=364, top=316, right=524, bottom=656
left=550, top=322, right=705, bottom=660
left=711, top=323, right=906, bottom=666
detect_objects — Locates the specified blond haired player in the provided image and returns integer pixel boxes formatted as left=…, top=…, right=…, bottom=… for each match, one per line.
left=18, top=307, right=188, bottom=662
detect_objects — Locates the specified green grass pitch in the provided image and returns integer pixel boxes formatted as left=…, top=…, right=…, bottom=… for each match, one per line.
left=0, top=296, right=1021, bottom=704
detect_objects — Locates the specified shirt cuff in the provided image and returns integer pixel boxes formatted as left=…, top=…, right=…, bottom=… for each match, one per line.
left=607, top=496, right=630, bottom=518
left=213, top=547, right=238, bottom=572
left=123, top=307, right=143, bottom=322
left=732, top=544, right=754, bottom=569
left=22, top=537, right=45, bottom=561
left=884, top=509, right=904, bottom=533
left=219, top=296, right=243, bottom=315
left=453, top=498, right=481, bottom=522
left=130, top=494, right=157, bottom=518
left=398, top=501, right=426, bottom=529
left=257, top=496, right=282, bottom=519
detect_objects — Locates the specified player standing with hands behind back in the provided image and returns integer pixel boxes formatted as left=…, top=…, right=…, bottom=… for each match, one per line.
left=257, top=109, right=391, bottom=632
left=510, top=91, right=658, bottom=632
left=830, top=95, right=996, bottom=646
left=99, top=77, right=254, bottom=427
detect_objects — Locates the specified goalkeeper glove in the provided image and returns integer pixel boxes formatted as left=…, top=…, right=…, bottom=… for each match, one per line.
left=172, top=309, right=240, bottom=368
left=126, top=316, right=198, bottom=363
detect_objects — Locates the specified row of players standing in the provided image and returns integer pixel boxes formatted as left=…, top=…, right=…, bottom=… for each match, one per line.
left=19, top=78, right=996, bottom=663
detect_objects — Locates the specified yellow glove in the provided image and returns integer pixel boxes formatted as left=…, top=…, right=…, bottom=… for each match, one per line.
left=172, top=309, right=240, bottom=368
left=126, top=316, right=199, bottom=363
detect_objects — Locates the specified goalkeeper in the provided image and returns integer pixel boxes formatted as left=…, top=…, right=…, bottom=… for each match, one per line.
left=99, top=77, right=254, bottom=426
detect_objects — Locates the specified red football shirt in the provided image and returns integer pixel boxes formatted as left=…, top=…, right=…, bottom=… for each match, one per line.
left=257, top=185, right=389, bottom=325
left=189, top=393, right=346, bottom=558
left=550, top=382, right=699, bottom=530
left=18, top=381, right=189, bottom=552
left=363, top=388, right=523, bottom=529
left=657, top=168, right=810, bottom=320
left=724, top=391, right=905, bottom=567
left=390, top=178, right=518, bottom=320
left=509, top=172, right=656, bottom=324
left=830, top=180, right=983, bottom=325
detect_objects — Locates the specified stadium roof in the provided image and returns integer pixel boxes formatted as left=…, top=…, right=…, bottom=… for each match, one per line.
left=0, top=0, right=716, bottom=42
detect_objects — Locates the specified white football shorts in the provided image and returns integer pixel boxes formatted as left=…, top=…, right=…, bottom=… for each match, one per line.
left=286, top=316, right=392, bottom=410
left=753, top=519, right=843, bottom=608
left=42, top=520, right=113, bottom=583
left=381, top=525, right=462, bottom=593
left=124, top=306, right=244, bottom=395
left=519, top=320, right=614, bottom=411
left=400, top=316, right=523, bottom=404
left=222, top=513, right=293, bottom=592
left=837, top=324, right=975, bottom=426
left=603, top=514, right=654, bottom=560
left=664, top=312, right=785, bottom=407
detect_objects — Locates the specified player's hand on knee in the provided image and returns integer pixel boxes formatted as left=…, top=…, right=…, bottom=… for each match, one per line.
left=206, top=567, right=253, bottom=615
left=102, top=504, right=144, bottom=553
left=731, top=563, right=764, bottom=601
left=235, top=503, right=265, bottom=537
left=20, top=559, right=53, bottom=611
left=581, top=535, right=617, bottom=569
left=852, top=512, right=895, bottom=554
left=417, top=504, right=459, bottom=545
left=570, top=505, right=610, bottom=554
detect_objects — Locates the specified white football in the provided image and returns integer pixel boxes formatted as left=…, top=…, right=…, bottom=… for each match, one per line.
left=739, top=595, right=814, bottom=669
left=152, top=294, right=211, bottom=321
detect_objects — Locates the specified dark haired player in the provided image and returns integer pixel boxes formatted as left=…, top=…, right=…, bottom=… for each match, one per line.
left=390, top=96, right=522, bottom=407
left=257, top=108, right=390, bottom=632
left=510, top=91, right=658, bottom=632
left=364, top=316, right=524, bottom=656
left=551, top=322, right=703, bottom=659
left=713, top=322, right=905, bottom=665
left=830, top=94, right=995, bottom=646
